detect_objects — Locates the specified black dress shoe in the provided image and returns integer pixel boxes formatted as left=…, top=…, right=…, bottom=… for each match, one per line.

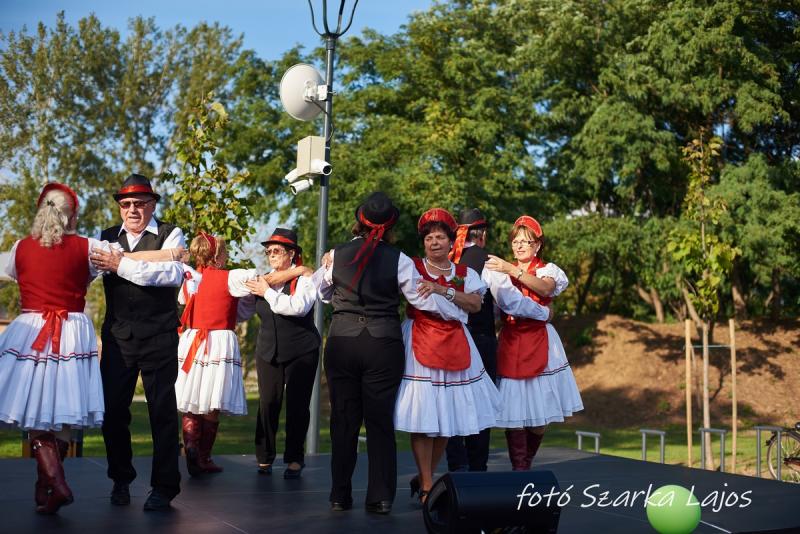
left=330, top=501, right=353, bottom=511
left=365, top=501, right=392, bottom=514
left=257, top=463, right=272, bottom=475
left=110, top=482, right=130, bottom=506
left=283, top=463, right=304, bottom=480
left=143, top=490, right=172, bottom=511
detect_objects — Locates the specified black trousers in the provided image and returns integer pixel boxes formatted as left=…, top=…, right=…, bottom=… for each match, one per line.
left=324, top=330, right=404, bottom=504
left=254, top=349, right=319, bottom=465
left=446, top=331, right=497, bottom=472
left=100, top=333, right=181, bottom=498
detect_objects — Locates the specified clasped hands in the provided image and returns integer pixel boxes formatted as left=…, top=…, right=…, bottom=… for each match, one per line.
left=244, top=267, right=313, bottom=296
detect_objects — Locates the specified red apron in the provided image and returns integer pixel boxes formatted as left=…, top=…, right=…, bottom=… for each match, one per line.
left=407, top=258, right=470, bottom=371
left=497, top=258, right=552, bottom=379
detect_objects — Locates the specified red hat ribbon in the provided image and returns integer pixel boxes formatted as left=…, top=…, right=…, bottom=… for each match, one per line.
left=449, top=225, right=469, bottom=263
left=117, top=184, right=155, bottom=196
left=346, top=209, right=398, bottom=290
left=514, top=215, right=543, bottom=238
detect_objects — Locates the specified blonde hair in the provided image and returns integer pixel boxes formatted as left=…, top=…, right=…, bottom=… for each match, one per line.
left=30, top=190, right=76, bottom=248
left=190, top=234, right=227, bottom=267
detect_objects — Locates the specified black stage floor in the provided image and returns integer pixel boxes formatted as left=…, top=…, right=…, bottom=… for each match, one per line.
left=1, top=447, right=799, bottom=533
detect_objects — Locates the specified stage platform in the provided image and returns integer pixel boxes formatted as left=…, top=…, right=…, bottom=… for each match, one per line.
left=1, top=447, right=799, bottom=533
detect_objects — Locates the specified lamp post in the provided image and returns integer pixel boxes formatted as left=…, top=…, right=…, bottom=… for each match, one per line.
left=305, top=0, right=359, bottom=455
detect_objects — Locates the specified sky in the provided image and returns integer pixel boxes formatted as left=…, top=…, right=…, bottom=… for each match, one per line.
left=1, top=0, right=436, bottom=61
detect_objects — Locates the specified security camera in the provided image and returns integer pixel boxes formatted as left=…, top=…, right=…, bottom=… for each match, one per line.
left=309, top=158, right=332, bottom=176
left=290, top=178, right=314, bottom=195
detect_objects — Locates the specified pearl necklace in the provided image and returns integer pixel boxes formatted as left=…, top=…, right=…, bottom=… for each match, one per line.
left=424, top=257, right=452, bottom=271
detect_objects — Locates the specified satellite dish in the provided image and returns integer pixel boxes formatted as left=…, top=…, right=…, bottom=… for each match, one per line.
left=279, top=63, right=326, bottom=121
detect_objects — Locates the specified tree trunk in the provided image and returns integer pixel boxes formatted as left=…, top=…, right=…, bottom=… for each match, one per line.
left=770, top=268, right=781, bottom=320
left=635, top=285, right=665, bottom=323
left=681, top=287, right=702, bottom=338
left=576, top=253, right=598, bottom=315
left=731, top=262, right=748, bottom=320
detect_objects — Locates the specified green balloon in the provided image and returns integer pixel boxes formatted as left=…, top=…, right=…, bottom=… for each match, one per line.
left=646, top=484, right=702, bottom=534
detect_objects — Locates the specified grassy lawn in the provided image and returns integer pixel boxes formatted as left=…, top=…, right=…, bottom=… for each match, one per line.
left=1, top=398, right=767, bottom=477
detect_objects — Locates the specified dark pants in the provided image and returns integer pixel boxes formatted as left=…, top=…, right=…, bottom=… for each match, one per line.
left=100, top=334, right=181, bottom=498
left=254, top=349, right=319, bottom=465
left=446, top=331, right=497, bottom=472
left=324, top=330, right=404, bottom=504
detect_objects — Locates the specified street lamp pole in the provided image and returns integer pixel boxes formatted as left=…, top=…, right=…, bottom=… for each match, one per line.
left=306, top=0, right=359, bottom=455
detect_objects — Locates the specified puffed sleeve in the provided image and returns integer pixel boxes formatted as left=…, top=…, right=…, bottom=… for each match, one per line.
left=315, top=249, right=335, bottom=303
left=227, top=268, right=259, bottom=297
left=463, top=267, right=486, bottom=295
left=3, top=240, right=20, bottom=281
left=536, top=262, right=569, bottom=297
left=264, top=275, right=317, bottom=317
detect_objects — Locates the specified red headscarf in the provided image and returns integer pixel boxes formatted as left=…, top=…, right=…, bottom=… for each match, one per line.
left=417, top=208, right=457, bottom=235
left=199, top=231, right=217, bottom=261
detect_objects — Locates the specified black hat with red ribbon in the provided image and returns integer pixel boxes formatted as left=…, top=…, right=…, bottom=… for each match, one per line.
left=261, top=227, right=303, bottom=265
left=113, top=173, right=161, bottom=201
left=450, top=208, right=488, bottom=263
left=346, top=192, right=400, bottom=288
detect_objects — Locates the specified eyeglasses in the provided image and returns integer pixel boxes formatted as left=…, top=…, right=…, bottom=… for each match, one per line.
left=118, top=200, right=154, bottom=210
left=511, top=239, right=537, bottom=247
left=265, top=247, right=287, bottom=257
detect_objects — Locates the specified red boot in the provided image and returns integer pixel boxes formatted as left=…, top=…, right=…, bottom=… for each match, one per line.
left=35, top=438, right=69, bottom=506
left=31, top=433, right=73, bottom=514
left=505, top=430, right=530, bottom=471
left=198, top=419, right=223, bottom=473
left=182, top=413, right=203, bottom=477
left=525, top=429, right=544, bottom=468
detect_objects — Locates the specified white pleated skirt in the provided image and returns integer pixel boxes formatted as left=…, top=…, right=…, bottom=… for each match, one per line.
left=496, top=323, right=583, bottom=428
left=394, top=319, right=500, bottom=437
left=0, top=312, right=104, bottom=431
left=175, top=328, right=247, bottom=415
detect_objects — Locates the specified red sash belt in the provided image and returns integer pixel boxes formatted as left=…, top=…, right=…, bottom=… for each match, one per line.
left=497, top=318, right=549, bottom=379
left=30, top=309, right=70, bottom=355
left=408, top=307, right=470, bottom=371
left=181, top=328, right=209, bottom=373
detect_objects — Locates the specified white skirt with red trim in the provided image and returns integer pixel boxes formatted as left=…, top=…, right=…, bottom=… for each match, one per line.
left=175, top=328, right=247, bottom=415
left=0, top=312, right=104, bottom=431
left=495, top=323, right=583, bottom=428
left=394, top=319, right=500, bottom=437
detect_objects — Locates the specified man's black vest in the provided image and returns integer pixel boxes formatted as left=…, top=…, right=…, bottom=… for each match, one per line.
left=254, top=279, right=320, bottom=363
left=100, top=221, right=179, bottom=342
left=458, top=244, right=496, bottom=338
left=329, top=238, right=402, bottom=339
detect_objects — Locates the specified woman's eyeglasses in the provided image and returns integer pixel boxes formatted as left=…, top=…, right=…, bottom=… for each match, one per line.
left=118, top=200, right=153, bottom=210
left=265, top=248, right=287, bottom=257
left=511, top=239, right=536, bottom=247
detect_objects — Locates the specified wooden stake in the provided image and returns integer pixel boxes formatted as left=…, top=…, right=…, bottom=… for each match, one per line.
left=729, top=318, right=737, bottom=473
left=685, top=319, right=693, bottom=467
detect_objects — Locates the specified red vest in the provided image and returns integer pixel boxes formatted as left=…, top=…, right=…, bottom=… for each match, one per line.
left=178, top=267, right=239, bottom=373
left=15, top=235, right=89, bottom=354
left=406, top=258, right=470, bottom=371
left=16, top=235, right=89, bottom=312
left=497, top=258, right=551, bottom=379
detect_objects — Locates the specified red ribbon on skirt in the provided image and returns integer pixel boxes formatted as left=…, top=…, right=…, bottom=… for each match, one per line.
left=30, top=309, right=69, bottom=355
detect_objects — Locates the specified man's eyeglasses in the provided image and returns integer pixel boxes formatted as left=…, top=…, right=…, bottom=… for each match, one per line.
left=265, top=247, right=287, bottom=257
left=511, top=239, right=537, bottom=247
left=118, top=200, right=154, bottom=210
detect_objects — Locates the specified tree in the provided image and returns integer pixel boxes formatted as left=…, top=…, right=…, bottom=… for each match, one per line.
left=668, top=133, right=738, bottom=469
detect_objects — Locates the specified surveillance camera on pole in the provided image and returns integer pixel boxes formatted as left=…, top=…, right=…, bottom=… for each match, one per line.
left=283, top=136, right=332, bottom=195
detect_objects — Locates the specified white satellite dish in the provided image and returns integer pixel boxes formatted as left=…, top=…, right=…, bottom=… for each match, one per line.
left=279, top=63, right=327, bottom=121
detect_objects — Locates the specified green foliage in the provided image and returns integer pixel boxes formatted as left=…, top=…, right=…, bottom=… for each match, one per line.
left=668, top=133, right=739, bottom=319
left=161, top=92, right=253, bottom=261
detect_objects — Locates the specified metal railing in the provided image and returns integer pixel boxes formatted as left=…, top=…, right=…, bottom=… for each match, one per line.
left=640, top=429, right=666, bottom=463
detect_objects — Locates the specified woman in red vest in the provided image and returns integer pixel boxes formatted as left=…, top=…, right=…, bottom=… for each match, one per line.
left=394, top=208, right=501, bottom=503
left=175, top=232, right=262, bottom=476
left=485, top=215, right=583, bottom=470
left=0, top=183, right=182, bottom=514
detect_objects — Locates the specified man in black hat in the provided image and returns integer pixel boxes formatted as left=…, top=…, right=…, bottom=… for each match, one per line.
left=93, top=173, right=186, bottom=510
left=446, top=208, right=496, bottom=472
